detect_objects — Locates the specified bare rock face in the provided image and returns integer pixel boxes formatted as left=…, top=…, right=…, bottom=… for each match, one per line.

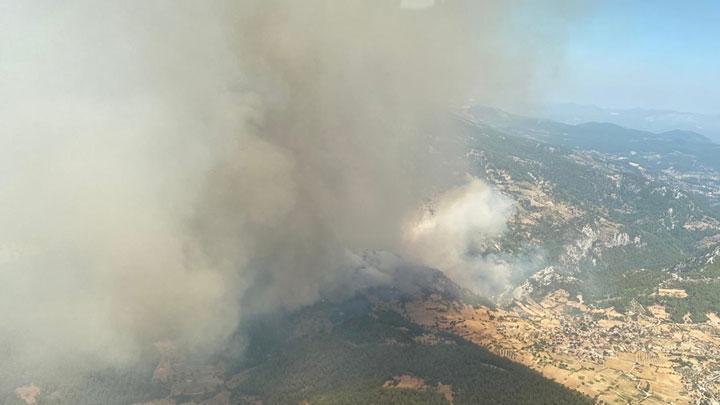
left=14, top=384, right=40, bottom=405
left=383, top=374, right=428, bottom=390
left=436, top=383, right=455, bottom=404
left=383, top=375, right=455, bottom=403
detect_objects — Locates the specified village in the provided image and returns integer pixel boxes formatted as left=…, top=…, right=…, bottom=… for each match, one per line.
left=404, top=290, right=720, bottom=404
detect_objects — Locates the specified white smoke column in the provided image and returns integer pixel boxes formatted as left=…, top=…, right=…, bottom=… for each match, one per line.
left=403, top=178, right=518, bottom=295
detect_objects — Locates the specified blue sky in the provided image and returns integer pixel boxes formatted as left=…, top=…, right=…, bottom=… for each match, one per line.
left=544, top=1, right=720, bottom=114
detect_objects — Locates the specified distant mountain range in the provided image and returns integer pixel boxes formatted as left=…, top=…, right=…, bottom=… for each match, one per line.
left=469, top=105, right=720, bottom=173
left=519, top=103, right=720, bottom=143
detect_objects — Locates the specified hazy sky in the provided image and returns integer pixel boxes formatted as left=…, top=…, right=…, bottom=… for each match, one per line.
left=542, top=1, right=720, bottom=114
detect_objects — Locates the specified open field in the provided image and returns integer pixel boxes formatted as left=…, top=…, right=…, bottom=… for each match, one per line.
left=402, top=291, right=720, bottom=404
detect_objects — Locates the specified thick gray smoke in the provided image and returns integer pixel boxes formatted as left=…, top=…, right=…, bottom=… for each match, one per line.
left=0, top=0, right=569, bottom=384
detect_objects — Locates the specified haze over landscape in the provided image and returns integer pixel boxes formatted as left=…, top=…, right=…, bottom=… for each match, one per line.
left=1, top=1, right=719, bottom=404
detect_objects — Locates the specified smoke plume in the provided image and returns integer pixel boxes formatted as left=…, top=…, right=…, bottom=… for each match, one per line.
left=0, top=0, right=569, bottom=384
left=403, top=178, right=515, bottom=295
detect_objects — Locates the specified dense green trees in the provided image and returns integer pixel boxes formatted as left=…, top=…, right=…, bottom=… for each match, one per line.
left=229, top=299, right=592, bottom=404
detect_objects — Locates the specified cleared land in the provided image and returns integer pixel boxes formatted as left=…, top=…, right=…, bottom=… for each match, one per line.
left=401, top=290, right=720, bottom=404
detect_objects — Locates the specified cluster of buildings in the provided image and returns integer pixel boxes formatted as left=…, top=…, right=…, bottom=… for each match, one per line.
left=407, top=289, right=720, bottom=404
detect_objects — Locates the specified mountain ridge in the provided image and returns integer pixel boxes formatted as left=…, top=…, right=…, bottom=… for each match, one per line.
left=519, top=102, right=720, bottom=142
